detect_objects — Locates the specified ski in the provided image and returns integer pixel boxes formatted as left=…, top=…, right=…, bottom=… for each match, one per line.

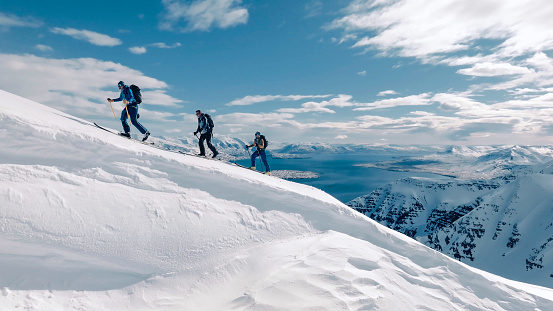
left=94, top=123, right=154, bottom=145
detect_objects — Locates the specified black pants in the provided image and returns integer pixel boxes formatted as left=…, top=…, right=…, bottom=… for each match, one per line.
left=199, top=133, right=217, bottom=156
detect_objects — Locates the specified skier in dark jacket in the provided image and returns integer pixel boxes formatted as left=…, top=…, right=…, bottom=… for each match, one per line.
left=108, top=81, right=150, bottom=141
left=246, top=131, right=270, bottom=175
left=193, top=110, right=218, bottom=158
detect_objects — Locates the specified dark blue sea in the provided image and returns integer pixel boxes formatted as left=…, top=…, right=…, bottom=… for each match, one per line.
left=236, top=151, right=448, bottom=203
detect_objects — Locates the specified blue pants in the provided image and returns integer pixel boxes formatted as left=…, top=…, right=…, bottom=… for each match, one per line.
left=121, top=104, right=148, bottom=134
left=251, top=149, right=270, bottom=171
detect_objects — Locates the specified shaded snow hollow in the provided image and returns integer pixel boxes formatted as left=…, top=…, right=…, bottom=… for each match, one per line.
left=1, top=89, right=553, bottom=310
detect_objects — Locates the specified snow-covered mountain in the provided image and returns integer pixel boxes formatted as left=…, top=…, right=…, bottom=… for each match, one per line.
left=348, top=147, right=553, bottom=288
left=360, top=145, right=553, bottom=179
left=275, top=142, right=440, bottom=155
left=2, top=89, right=553, bottom=310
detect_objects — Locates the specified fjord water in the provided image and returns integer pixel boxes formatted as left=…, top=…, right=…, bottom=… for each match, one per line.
left=240, top=151, right=448, bottom=203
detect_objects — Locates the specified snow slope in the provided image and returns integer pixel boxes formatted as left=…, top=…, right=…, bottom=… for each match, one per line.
left=1, top=89, right=553, bottom=310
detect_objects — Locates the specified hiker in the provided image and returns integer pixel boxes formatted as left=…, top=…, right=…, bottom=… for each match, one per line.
left=246, top=131, right=270, bottom=175
left=108, top=81, right=150, bottom=141
left=193, top=110, right=218, bottom=158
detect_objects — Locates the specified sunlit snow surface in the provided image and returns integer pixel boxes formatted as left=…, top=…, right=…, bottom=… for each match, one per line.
left=1, top=89, right=553, bottom=310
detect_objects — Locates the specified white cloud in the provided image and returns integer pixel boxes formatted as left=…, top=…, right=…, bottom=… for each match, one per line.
left=377, top=90, right=398, bottom=97
left=227, top=94, right=333, bottom=106
left=457, top=62, right=533, bottom=77
left=35, top=44, right=53, bottom=52
left=129, top=46, right=148, bottom=54
left=50, top=27, right=122, bottom=46
left=151, top=42, right=182, bottom=49
left=335, top=135, right=348, bottom=140
left=328, top=0, right=553, bottom=96
left=159, top=0, right=248, bottom=32
left=129, top=43, right=182, bottom=55
left=354, top=94, right=433, bottom=111
left=0, top=12, right=42, bottom=28
left=0, top=53, right=182, bottom=120
left=330, top=0, right=553, bottom=60
left=216, top=112, right=296, bottom=133
left=357, top=70, right=367, bottom=76
left=305, top=1, right=323, bottom=18
left=278, top=94, right=356, bottom=114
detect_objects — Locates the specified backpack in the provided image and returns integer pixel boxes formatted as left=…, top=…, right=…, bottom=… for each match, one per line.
left=204, top=113, right=214, bottom=131
left=130, top=84, right=142, bottom=104
left=260, top=135, right=268, bottom=149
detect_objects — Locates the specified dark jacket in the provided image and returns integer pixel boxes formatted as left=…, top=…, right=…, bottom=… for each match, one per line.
left=196, top=114, right=211, bottom=135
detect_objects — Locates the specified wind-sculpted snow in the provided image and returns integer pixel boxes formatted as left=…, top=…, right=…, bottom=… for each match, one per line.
left=2, top=89, right=553, bottom=310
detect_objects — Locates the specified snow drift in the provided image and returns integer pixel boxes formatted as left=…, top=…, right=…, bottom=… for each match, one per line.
left=1, top=89, right=553, bottom=310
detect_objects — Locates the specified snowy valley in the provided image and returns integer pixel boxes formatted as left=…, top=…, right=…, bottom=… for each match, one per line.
left=348, top=145, right=553, bottom=288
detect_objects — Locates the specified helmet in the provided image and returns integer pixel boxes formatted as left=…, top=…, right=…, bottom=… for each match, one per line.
left=117, top=81, right=125, bottom=87
left=255, top=131, right=260, bottom=136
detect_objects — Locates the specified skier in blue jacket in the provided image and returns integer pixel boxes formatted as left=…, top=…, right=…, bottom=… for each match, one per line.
left=246, top=131, right=270, bottom=175
left=108, top=81, right=150, bottom=141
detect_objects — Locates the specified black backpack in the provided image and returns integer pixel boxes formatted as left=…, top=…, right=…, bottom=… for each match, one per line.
left=204, top=113, right=214, bottom=130
left=260, top=135, right=268, bottom=149
left=130, top=84, right=142, bottom=104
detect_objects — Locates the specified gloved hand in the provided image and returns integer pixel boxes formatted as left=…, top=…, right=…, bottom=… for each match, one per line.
left=123, top=99, right=129, bottom=105
left=107, top=98, right=113, bottom=103
left=245, top=146, right=249, bottom=150
left=193, top=131, right=198, bottom=135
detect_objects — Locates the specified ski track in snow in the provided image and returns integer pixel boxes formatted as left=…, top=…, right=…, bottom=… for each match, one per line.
left=2, top=89, right=553, bottom=310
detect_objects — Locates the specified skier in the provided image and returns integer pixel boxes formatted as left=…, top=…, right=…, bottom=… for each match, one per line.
left=246, top=131, right=270, bottom=175
left=108, top=81, right=150, bottom=141
left=193, top=110, right=218, bottom=158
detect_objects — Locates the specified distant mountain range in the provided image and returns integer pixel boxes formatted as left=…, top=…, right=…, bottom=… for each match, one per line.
left=347, top=145, right=553, bottom=287
left=154, top=136, right=442, bottom=158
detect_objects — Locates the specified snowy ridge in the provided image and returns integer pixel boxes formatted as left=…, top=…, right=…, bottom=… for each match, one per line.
left=1, top=89, right=553, bottom=310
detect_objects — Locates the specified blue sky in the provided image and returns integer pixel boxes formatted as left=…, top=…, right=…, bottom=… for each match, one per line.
left=2, top=0, right=553, bottom=145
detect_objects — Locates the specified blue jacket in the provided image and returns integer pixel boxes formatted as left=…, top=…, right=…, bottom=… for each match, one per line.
left=113, top=86, right=136, bottom=104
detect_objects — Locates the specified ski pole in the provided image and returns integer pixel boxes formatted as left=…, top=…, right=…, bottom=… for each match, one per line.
left=107, top=98, right=116, bottom=119
left=124, top=101, right=132, bottom=134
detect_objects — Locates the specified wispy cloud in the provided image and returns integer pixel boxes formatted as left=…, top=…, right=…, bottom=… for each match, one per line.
left=159, top=0, right=249, bottom=32
left=457, top=62, right=533, bottom=77
left=377, top=90, right=398, bottom=97
left=128, top=42, right=182, bottom=55
left=0, top=11, right=42, bottom=29
left=328, top=0, right=553, bottom=95
left=151, top=42, right=182, bottom=49
left=129, top=46, right=147, bottom=54
left=50, top=27, right=122, bottom=46
left=305, top=0, right=323, bottom=18
left=35, top=44, right=53, bottom=52
left=354, top=94, right=433, bottom=111
left=227, top=94, right=333, bottom=106
left=329, top=0, right=553, bottom=60
left=278, top=94, right=355, bottom=114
